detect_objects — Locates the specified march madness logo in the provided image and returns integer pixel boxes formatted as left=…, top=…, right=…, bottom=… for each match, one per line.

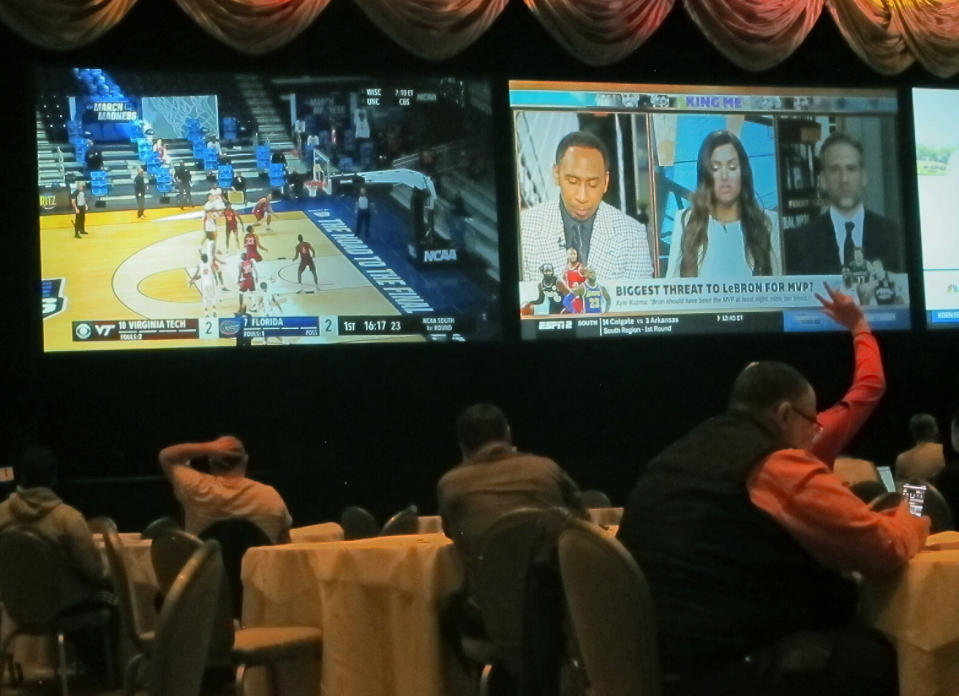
left=41, top=278, right=66, bottom=319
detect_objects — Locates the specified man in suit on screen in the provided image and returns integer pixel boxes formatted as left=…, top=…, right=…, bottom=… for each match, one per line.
left=520, top=131, right=653, bottom=282
left=784, top=132, right=903, bottom=275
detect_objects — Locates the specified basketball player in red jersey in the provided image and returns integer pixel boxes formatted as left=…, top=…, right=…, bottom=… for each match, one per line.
left=564, top=246, right=586, bottom=313
left=252, top=194, right=274, bottom=230
left=294, top=234, right=318, bottom=287
left=221, top=200, right=242, bottom=251
left=243, top=225, right=268, bottom=262
left=237, top=252, right=258, bottom=308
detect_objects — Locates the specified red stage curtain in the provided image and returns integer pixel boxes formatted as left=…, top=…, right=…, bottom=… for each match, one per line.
left=173, top=0, right=332, bottom=55
left=684, top=0, right=824, bottom=71
left=524, top=0, right=675, bottom=65
left=6, top=0, right=959, bottom=75
left=0, top=0, right=138, bottom=51
left=829, top=0, right=959, bottom=77
left=355, top=0, right=509, bottom=61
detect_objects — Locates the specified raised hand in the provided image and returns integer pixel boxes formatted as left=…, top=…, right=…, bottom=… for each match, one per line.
left=814, top=282, right=867, bottom=332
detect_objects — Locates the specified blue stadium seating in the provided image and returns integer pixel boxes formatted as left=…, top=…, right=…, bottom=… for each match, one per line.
left=155, top=166, right=173, bottom=194
left=255, top=145, right=272, bottom=171
left=269, top=163, right=286, bottom=188
left=218, top=164, right=234, bottom=188
left=90, top=169, right=109, bottom=196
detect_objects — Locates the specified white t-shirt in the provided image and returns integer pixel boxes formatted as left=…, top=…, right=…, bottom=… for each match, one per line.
left=170, top=466, right=292, bottom=543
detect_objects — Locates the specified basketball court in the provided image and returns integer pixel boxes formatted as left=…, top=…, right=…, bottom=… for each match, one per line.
left=40, top=203, right=420, bottom=351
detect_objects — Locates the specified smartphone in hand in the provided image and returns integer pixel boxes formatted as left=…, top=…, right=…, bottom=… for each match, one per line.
left=900, top=483, right=927, bottom=517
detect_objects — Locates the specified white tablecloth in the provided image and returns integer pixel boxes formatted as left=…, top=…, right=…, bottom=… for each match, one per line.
left=242, top=533, right=470, bottom=696
left=861, top=531, right=959, bottom=696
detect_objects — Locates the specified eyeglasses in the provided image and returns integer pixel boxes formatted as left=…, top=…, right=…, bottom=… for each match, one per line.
left=790, top=404, right=824, bottom=439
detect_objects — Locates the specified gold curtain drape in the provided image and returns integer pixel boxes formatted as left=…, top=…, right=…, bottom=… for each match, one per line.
left=523, top=0, right=675, bottom=66
left=356, top=0, right=509, bottom=61
left=0, top=0, right=138, bottom=51
left=6, top=0, right=959, bottom=76
left=684, top=0, right=824, bottom=71
left=173, top=0, right=332, bottom=55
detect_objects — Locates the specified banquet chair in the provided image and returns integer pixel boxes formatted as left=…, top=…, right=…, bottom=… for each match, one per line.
left=97, top=519, right=156, bottom=696
left=469, top=507, right=571, bottom=696
left=199, top=518, right=272, bottom=620
left=0, top=528, right=115, bottom=696
left=849, top=480, right=889, bottom=504
left=140, top=516, right=180, bottom=540
left=379, top=504, right=419, bottom=536
left=340, top=506, right=379, bottom=540
left=147, top=539, right=223, bottom=696
left=580, top=490, right=612, bottom=509
left=151, top=528, right=323, bottom=696
left=558, top=517, right=661, bottom=696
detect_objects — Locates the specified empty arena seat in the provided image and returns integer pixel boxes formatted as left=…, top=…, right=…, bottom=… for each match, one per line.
left=90, top=169, right=109, bottom=196
left=255, top=145, right=272, bottom=170
left=156, top=166, right=173, bottom=194
left=268, top=163, right=286, bottom=188
left=218, top=164, right=234, bottom=188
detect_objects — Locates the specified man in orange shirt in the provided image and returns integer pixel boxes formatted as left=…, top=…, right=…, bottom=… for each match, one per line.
left=617, top=284, right=928, bottom=696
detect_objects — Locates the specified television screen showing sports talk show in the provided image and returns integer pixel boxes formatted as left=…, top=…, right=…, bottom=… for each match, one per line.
left=912, top=87, right=959, bottom=330
left=511, top=81, right=910, bottom=340
left=37, top=68, right=501, bottom=351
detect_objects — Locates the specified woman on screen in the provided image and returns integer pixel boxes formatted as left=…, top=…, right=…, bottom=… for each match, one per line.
left=666, top=130, right=781, bottom=278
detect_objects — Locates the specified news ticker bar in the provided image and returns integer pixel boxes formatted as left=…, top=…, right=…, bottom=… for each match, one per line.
left=508, top=89, right=897, bottom=114
left=71, top=315, right=463, bottom=342
left=521, top=308, right=911, bottom=340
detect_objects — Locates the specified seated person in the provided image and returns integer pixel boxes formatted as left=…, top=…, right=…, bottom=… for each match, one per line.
left=158, top=436, right=292, bottom=543
left=437, top=404, right=586, bottom=692
left=0, top=446, right=111, bottom=609
left=438, top=403, right=585, bottom=587
left=617, top=285, right=928, bottom=696
left=895, top=413, right=946, bottom=482
left=0, top=447, right=115, bottom=679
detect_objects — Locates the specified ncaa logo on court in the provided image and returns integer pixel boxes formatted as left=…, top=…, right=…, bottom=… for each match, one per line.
left=41, top=278, right=66, bottom=319
left=74, top=322, right=93, bottom=340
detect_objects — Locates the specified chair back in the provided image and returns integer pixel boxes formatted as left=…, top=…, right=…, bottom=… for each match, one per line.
left=379, top=504, right=419, bottom=536
left=849, top=480, right=889, bottom=505
left=473, top=507, right=569, bottom=677
left=98, top=518, right=144, bottom=647
left=0, top=528, right=62, bottom=630
left=151, top=529, right=204, bottom=595
left=580, top=490, right=612, bottom=509
left=148, top=540, right=224, bottom=696
left=199, top=518, right=272, bottom=620
left=923, top=483, right=955, bottom=533
left=340, top=506, right=379, bottom=540
left=150, top=528, right=234, bottom=664
left=141, top=516, right=181, bottom=540
left=558, top=518, right=660, bottom=696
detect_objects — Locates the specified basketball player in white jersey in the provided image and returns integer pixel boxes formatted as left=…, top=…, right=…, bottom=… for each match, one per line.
left=190, top=253, right=219, bottom=317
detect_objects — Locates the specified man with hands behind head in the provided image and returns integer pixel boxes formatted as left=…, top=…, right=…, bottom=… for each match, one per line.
left=159, top=436, right=291, bottom=543
left=618, top=284, right=928, bottom=696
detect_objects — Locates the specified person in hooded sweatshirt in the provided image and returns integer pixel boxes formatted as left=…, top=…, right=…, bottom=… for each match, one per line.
left=0, top=446, right=112, bottom=615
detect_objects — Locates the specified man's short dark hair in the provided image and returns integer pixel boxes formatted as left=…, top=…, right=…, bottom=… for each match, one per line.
left=18, top=447, right=58, bottom=489
left=909, top=413, right=940, bottom=442
left=555, top=131, right=609, bottom=170
left=728, top=361, right=811, bottom=415
left=818, top=132, right=864, bottom=168
left=457, top=403, right=511, bottom=455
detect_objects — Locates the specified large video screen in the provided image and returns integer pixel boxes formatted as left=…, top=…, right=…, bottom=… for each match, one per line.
left=510, top=81, right=909, bottom=339
left=913, top=88, right=959, bottom=329
left=37, top=68, right=500, bottom=351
